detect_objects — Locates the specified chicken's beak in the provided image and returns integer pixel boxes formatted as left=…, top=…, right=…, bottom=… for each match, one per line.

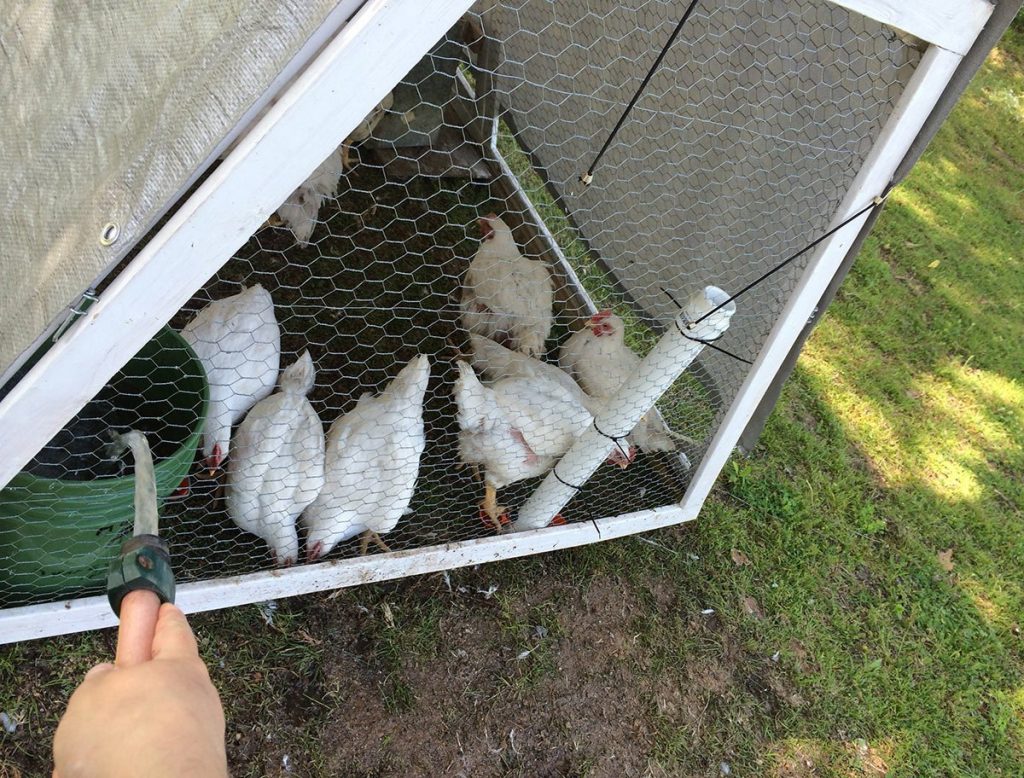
left=478, top=217, right=495, bottom=241
left=307, top=541, right=323, bottom=563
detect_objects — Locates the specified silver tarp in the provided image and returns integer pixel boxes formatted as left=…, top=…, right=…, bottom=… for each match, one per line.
left=0, top=0, right=342, bottom=377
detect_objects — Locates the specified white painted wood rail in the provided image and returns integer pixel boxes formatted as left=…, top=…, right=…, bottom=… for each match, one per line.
left=0, top=0, right=476, bottom=493
left=831, top=0, right=993, bottom=56
left=0, top=505, right=694, bottom=644
left=681, top=44, right=966, bottom=515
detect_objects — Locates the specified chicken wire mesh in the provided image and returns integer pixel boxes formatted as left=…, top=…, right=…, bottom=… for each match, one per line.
left=0, top=0, right=921, bottom=609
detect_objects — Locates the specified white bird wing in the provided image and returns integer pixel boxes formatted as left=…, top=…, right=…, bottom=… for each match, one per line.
left=454, top=361, right=505, bottom=435
left=182, top=286, right=281, bottom=459
left=495, top=377, right=591, bottom=458
left=468, top=253, right=552, bottom=321
left=305, top=357, right=429, bottom=545
left=469, top=333, right=601, bottom=414
left=227, top=394, right=325, bottom=555
left=463, top=245, right=553, bottom=357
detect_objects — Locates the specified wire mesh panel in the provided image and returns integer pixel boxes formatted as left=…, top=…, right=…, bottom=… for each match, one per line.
left=484, top=0, right=920, bottom=465
left=0, top=1, right=925, bottom=614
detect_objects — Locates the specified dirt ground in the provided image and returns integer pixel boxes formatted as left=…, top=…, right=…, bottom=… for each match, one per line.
left=0, top=524, right=805, bottom=777
left=208, top=532, right=797, bottom=778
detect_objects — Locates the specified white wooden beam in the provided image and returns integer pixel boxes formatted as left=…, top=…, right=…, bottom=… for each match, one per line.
left=681, top=44, right=965, bottom=515
left=0, top=0, right=476, bottom=492
left=0, top=504, right=694, bottom=644
left=828, top=0, right=993, bottom=56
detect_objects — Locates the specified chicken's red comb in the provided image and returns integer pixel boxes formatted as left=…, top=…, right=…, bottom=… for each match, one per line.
left=589, top=309, right=612, bottom=323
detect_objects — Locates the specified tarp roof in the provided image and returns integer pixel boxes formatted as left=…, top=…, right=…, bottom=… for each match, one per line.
left=0, top=0, right=341, bottom=378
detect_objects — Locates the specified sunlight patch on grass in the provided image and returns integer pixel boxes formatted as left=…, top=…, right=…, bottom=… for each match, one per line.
left=956, top=365, right=1024, bottom=416
left=957, top=577, right=1005, bottom=627
left=887, top=186, right=959, bottom=248
left=918, top=449, right=984, bottom=502
left=801, top=317, right=1022, bottom=506
left=800, top=326, right=906, bottom=485
left=987, top=86, right=1024, bottom=120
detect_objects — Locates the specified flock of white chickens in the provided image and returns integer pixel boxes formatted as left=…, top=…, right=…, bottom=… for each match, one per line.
left=176, top=211, right=687, bottom=567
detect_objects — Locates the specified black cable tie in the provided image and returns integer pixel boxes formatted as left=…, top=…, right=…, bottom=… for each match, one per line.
left=660, top=285, right=684, bottom=310
left=700, top=340, right=754, bottom=365
left=592, top=419, right=631, bottom=459
left=692, top=183, right=896, bottom=326
left=673, top=318, right=753, bottom=365
left=580, top=0, right=701, bottom=184
left=552, top=468, right=584, bottom=491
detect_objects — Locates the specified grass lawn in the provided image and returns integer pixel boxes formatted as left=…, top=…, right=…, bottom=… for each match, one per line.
left=2, top=22, right=1022, bottom=778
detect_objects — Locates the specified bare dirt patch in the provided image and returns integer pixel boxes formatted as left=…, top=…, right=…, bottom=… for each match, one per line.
left=318, top=576, right=660, bottom=777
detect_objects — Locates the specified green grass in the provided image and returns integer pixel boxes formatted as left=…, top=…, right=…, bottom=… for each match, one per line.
left=2, top=24, right=1023, bottom=778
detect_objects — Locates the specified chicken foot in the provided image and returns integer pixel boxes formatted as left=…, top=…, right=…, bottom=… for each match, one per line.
left=359, top=529, right=391, bottom=555
left=481, top=483, right=508, bottom=533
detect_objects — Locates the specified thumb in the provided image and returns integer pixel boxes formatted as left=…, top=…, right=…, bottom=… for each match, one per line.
left=84, top=662, right=114, bottom=682
left=150, top=603, right=199, bottom=661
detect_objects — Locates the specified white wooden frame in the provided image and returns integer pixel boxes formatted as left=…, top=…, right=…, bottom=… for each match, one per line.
left=830, top=0, right=993, bottom=56
left=0, top=0, right=993, bottom=643
left=0, top=0, right=477, bottom=493
left=679, top=43, right=971, bottom=515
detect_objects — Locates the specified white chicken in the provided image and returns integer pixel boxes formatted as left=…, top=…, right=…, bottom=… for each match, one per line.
left=454, top=356, right=592, bottom=531
left=468, top=333, right=634, bottom=469
left=181, top=284, right=281, bottom=471
left=273, top=150, right=345, bottom=246
left=272, top=92, right=394, bottom=245
left=302, top=354, right=430, bottom=561
left=341, top=92, right=394, bottom=168
left=460, top=213, right=553, bottom=358
left=559, top=310, right=686, bottom=455
left=225, top=352, right=325, bottom=566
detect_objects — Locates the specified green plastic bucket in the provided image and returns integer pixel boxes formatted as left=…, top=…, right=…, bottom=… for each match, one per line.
left=0, top=327, right=208, bottom=600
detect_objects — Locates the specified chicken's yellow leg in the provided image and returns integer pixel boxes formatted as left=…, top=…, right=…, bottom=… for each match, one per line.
left=359, top=529, right=391, bottom=555
left=481, top=483, right=507, bottom=533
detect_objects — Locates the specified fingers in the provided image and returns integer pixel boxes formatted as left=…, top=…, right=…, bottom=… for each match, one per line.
left=115, top=589, right=162, bottom=667
left=150, top=603, right=199, bottom=661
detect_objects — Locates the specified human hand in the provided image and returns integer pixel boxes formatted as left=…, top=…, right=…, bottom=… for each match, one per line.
left=53, top=599, right=227, bottom=778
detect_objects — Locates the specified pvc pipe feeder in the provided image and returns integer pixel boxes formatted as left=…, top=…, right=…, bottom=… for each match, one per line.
left=511, top=285, right=737, bottom=532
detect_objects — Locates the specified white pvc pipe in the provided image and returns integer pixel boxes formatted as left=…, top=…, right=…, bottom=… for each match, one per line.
left=511, top=285, right=737, bottom=532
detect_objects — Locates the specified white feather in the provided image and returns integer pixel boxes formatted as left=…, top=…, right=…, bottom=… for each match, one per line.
left=226, top=352, right=325, bottom=565
left=454, top=360, right=591, bottom=491
left=180, top=284, right=281, bottom=466
left=460, top=214, right=553, bottom=358
left=302, top=355, right=430, bottom=560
